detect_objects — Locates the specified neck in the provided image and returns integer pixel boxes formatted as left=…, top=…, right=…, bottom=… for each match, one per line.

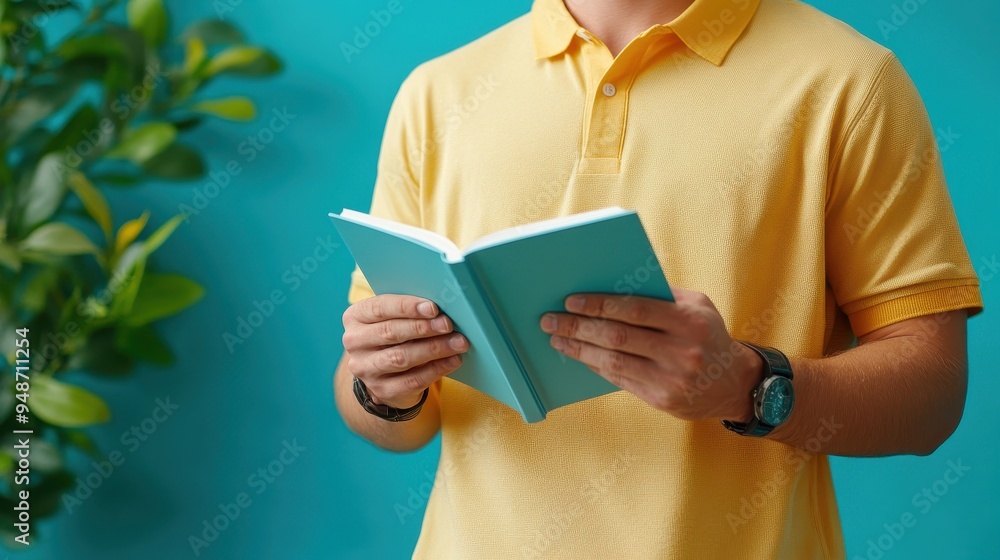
left=564, top=0, right=696, bottom=57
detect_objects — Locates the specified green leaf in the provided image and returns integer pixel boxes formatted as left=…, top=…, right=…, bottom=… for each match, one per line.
left=29, top=375, right=111, bottom=427
left=0, top=3, right=5, bottom=67
left=100, top=24, right=152, bottom=89
left=203, top=46, right=281, bottom=77
left=8, top=0, right=77, bottom=19
left=19, top=222, right=98, bottom=256
left=58, top=56, right=112, bottom=84
left=104, top=122, right=177, bottom=163
left=102, top=53, right=132, bottom=93
left=225, top=51, right=282, bottom=77
left=42, top=104, right=102, bottom=156
left=0, top=82, right=83, bottom=142
left=111, top=211, right=189, bottom=326
left=21, top=267, right=59, bottom=313
left=115, top=211, right=149, bottom=254
left=64, top=430, right=101, bottom=459
left=28, top=470, right=76, bottom=517
left=0, top=1, right=49, bottom=66
left=183, top=37, right=206, bottom=76
left=55, top=288, right=83, bottom=342
left=126, top=273, right=204, bottom=326
left=0, top=317, right=16, bottom=365
left=0, top=244, right=20, bottom=272
left=67, top=172, right=112, bottom=241
left=109, top=251, right=145, bottom=317
left=203, top=46, right=263, bottom=75
left=66, top=328, right=134, bottom=375
left=171, top=116, right=204, bottom=131
left=0, top=375, right=14, bottom=423
left=144, top=214, right=183, bottom=254
left=90, top=172, right=141, bottom=185
left=111, top=213, right=183, bottom=306
left=25, top=439, right=64, bottom=473
left=0, top=1, right=5, bottom=66
left=20, top=153, right=69, bottom=233
left=116, top=324, right=173, bottom=364
left=180, top=19, right=245, bottom=46
left=191, top=96, right=256, bottom=121
left=126, top=0, right=167, bottom=46
left=109, top=215, right=183, bottom=318
left=142, top=143, right=206, bottom=179
left=113, top=242, right=147, bottom=281
left=57, top=34, right=128, bottom=60
left=15, top=127, right=55, bottom=165
left=75, top=295, right=110, bottom=325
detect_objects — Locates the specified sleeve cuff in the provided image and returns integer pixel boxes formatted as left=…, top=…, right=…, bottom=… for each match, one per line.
left=846, top=282, right=984, bottom=337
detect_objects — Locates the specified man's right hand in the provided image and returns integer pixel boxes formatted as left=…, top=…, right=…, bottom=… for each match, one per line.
left=342, top=294, right=468, bottom=409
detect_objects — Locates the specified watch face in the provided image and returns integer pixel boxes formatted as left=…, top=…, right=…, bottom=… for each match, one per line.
left=759, top=376, right=795, bottom=426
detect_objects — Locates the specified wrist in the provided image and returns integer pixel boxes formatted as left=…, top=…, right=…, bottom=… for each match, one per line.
left=725, top=343, right=764, bottom=423
left=353, top=377, right=429, bottom=422
left=370, top=390, right=426, bottom=410
left=721, top=342, right=796, bottom=438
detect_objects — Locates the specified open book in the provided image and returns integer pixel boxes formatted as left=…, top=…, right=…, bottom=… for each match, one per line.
left=329, top=207, right=673, bottom=422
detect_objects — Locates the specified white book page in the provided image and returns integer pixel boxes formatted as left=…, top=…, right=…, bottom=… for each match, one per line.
left=335, top=209, right=464, bottom=262
left=335, top=206, right=628, bottom=261
left=463, top=206, right=628, bottom=254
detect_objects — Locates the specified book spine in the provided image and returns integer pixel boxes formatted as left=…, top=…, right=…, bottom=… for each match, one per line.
left=450, top=260, right=546, bottom=423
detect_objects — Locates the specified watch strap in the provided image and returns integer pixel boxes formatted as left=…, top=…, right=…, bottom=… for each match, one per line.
left=753, top=343, right=793, bottom=380
left=722, top=342, right=793, bottom=437
left=722, top=417, right=772, bottom=437
left=353, top=376, right=428, bottom=422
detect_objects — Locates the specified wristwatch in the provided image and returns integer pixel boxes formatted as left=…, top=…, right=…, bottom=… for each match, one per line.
left=353, top=376, right=428, bottom=422
left=722, top=342, right=795, bottom=437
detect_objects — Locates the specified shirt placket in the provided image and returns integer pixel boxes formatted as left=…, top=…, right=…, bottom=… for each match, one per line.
left=576, top=28, right=667, bottom=175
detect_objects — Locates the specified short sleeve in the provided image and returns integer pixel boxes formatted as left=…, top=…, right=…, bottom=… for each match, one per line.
left=346, top=71, right=426, bottom=304
left=825, top=54, right=983, bottom=337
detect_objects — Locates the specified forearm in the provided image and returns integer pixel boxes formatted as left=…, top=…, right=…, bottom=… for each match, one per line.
left=767, top=312, right=968, bottom=457
left=334, top=355, right=442, bottom=452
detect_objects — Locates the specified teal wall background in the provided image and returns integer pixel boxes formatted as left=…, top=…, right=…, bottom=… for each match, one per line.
left=17, top=1, right=998, bottom=559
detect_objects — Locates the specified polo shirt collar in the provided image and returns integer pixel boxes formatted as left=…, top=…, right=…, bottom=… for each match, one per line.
left=531, top=0, right=761, bottom=66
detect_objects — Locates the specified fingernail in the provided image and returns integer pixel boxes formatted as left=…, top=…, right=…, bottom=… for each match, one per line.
left=445, top=355, right=462, bottom=368
left=431, top=316, right=451, bottom=333
left=449, top=334, right=467, bottom=350
left=566, top=296, right=585, bottom=312
left=418, top=301, right=436, bottom=317
left=540, top=314, right=557, bottom=333
left=550, top=335, right=566, bottom=351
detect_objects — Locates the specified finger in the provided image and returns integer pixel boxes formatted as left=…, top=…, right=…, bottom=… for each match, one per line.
left=540, top=313, right=660, bottom=359
left=376, top=355, right=463, bottom=399
left=343, top=315, right=453, bottom=351
left=348, top=294, right=438, bottom=325
left=549, top=336, right=653, bottom=398
left=355, top=332, right=469, bottom=377
left=562, top=293, right=680, bottom=330
left=549, top=335, right=652, bottom=388
left=669, top=287, right=719, bottom=311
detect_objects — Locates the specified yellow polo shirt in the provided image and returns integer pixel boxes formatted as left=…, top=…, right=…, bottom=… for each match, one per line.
left=345, top=0, right=984, bottom=558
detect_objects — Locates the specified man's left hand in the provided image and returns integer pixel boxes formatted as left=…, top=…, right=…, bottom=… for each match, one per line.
left=540, top=288, right=763, bottom=422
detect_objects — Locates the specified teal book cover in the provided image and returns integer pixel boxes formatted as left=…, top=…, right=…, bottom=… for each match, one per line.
left=330, top=207, right=673, bottom=423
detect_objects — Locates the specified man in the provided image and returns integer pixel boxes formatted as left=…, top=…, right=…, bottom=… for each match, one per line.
left=334, top=0, right=984, bottom=557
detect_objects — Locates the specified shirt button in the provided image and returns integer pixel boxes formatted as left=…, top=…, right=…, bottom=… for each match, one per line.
left=602, top=83, right=617, bottom=97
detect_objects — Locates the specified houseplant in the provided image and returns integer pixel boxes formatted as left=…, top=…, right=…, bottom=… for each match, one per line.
left=0, top=0, right=281, bottom=545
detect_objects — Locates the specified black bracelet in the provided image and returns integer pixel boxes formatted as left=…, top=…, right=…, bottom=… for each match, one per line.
left=352, top=376, right=429, bottom=422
